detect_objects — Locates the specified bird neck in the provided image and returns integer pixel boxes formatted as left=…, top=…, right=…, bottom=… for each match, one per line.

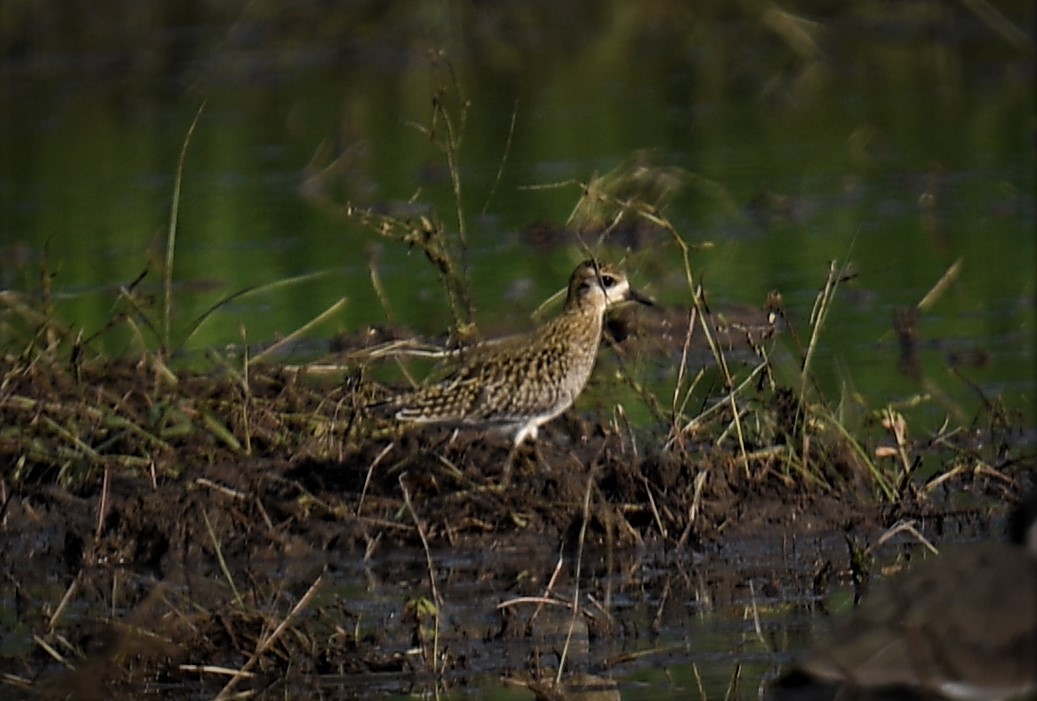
left=552, top=301, right=605, bottom=347
left=563, top=297, right=606, bottom=320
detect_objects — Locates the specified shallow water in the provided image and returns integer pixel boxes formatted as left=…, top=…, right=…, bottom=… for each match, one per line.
left=249, top=500, right=1008, bottom=700
left=2, top=518, right=951, bottom=700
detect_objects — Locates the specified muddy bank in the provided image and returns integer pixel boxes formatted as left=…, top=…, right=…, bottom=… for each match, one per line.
left=0, top=460, right=1021, bottom=700
left=0, top=355, right=1032, bottom=699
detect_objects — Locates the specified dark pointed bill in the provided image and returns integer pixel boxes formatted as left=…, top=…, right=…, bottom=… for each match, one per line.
left=628, top=288, right=655, bottom=307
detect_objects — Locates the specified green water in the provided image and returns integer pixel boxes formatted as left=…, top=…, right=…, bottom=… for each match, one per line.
left=2, top=2, right=1034, bottom=428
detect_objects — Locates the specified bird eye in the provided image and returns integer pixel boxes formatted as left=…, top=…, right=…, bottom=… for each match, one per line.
left=601, top=275, right=616, bottom=288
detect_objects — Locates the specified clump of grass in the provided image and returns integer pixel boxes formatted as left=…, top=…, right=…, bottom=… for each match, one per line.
left=0, top=352, right=364, bottom=490
left=554, top=187, right=1027, bottom=515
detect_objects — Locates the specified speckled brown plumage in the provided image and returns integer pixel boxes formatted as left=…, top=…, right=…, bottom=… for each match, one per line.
left=376, top=260, right=651, bottom=445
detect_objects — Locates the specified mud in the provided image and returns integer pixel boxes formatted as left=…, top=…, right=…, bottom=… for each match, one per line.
left=0, top=356, right=1031, bottom=699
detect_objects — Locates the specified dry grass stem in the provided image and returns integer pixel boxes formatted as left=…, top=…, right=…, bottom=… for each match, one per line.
left=203, top=511, right=244, bottom=609
left=252, top=297, right=348, bottom=365
left=48, top=572, right=81, bottom=632
left=213, top=573, right=324, bottom=700
left=358, top=442, right=394, bottom=515
left=556, top=471, right=595, bottom=685
left=869, top=519, right=940, bottom=556
left=399, top=474, right=443, bottom=673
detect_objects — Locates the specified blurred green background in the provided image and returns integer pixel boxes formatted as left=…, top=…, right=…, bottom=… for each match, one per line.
left=1, top=0, right=1034, bottom=427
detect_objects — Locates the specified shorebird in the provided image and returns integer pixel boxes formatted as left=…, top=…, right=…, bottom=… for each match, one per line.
left=771, top=493, right=1037, bottom=701
left=372, top=259, right=652, bottom=447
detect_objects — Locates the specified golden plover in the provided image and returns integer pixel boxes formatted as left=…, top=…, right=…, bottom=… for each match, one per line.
left=374, top=259, right=652, bottom=446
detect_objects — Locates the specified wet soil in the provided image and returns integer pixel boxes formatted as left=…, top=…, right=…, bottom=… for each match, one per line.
left=0, top=355, right=1031, bottom=699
